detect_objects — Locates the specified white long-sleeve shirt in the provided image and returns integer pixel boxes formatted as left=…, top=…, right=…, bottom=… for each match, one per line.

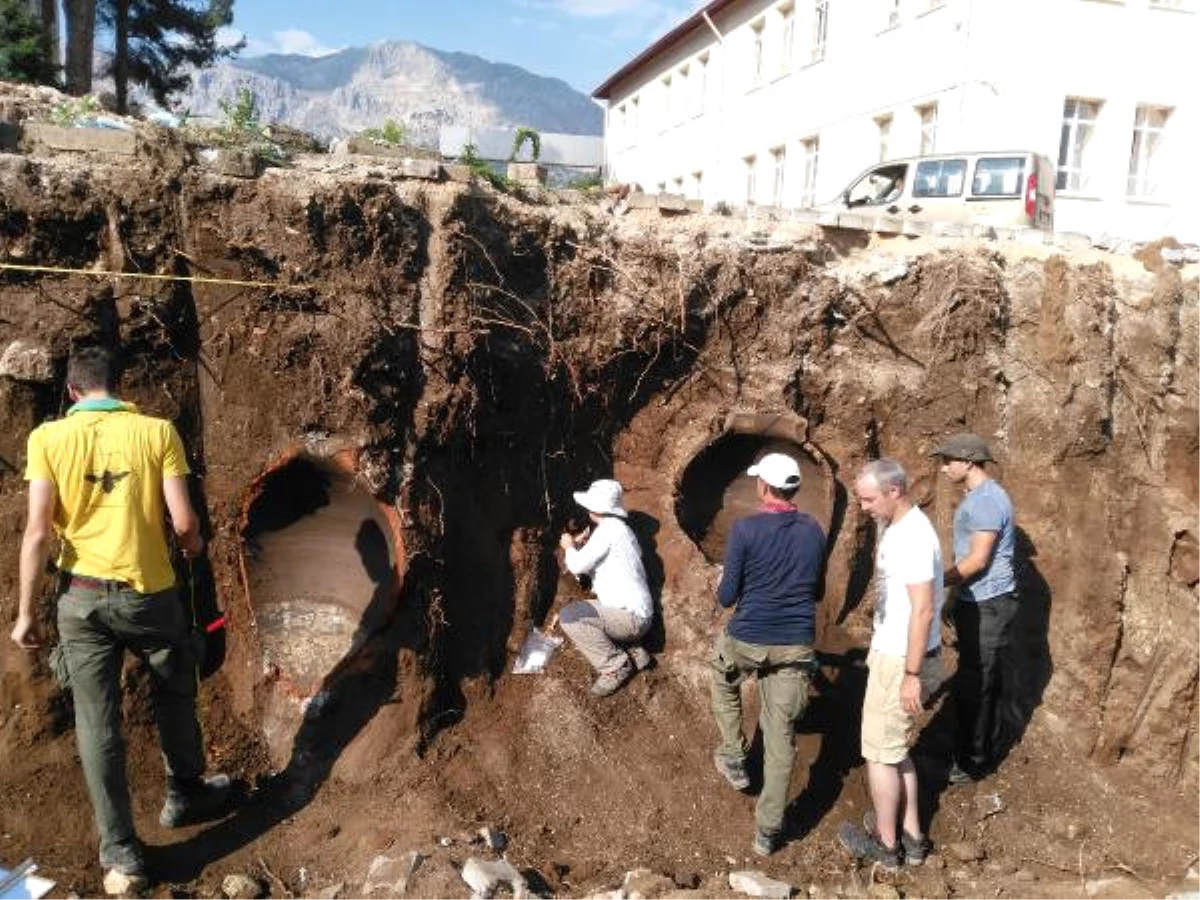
left=564, top=517, right=653, bottom=621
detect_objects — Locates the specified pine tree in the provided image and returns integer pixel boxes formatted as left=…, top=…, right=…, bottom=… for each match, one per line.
left=0, top=0, right=59, bottom=85
left=100, top=0, right=244, bottom=113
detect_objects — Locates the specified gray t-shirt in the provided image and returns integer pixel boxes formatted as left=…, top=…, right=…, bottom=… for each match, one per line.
left=953, top=479, right=1016, bottom=602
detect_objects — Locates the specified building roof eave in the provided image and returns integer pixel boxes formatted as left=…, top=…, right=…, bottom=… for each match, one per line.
left=591, top=0, right=740, bottom=101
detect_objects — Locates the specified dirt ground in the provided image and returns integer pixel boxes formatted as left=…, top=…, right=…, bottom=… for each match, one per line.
left=0, top=81, right=1197, bottom=899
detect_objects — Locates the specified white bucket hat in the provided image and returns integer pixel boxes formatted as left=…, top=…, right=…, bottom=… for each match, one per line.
left=747, top=453, right=802, bottom=490
left=573, top=479, right=628, bottom=518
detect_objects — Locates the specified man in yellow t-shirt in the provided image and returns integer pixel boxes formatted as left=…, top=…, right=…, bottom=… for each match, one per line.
left=11, top=346, right=230, bottom=896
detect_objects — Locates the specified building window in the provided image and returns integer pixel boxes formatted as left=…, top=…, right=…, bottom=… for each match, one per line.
left=692, top=170, right=703, bottom=200
left=630, top=96, right=640, bottom=135
left=1128, top=104, right=1170, bottom=198
left=1057, top=97, right=1101, bottom=192
left=676, top=65, right=689, bottom=123
left=751, top=19, right=765, bottom=83
left=771, top=146, right=787, bottom=206
left=661, top=75, right=672, bottom=122
left=800, top=137, right=819, bottom=207
left=917, top=103, right=938, bottom=154
left=779, top=2, right=795, bottom=72
left=811, top=0, right=828, bottom=63
left=885, top=0, right=901, bottom=28
left=875, top=114, right=893, bottom=161
left=745, top=155, right=758, bottom=205
left=695, top=54, right=709, bottom=117
left=672, top=176, right=684, bottom=194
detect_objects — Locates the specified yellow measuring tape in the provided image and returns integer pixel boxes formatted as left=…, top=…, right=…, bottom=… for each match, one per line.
left=0, top=261, right=296, bottom=289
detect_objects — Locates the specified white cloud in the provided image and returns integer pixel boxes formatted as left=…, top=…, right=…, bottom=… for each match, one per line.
left=236, top=28, right=344, bottom=58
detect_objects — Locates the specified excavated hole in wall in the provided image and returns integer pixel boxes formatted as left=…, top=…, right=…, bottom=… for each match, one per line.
left=239, top=451, right=404, bottom=757
left=676, top=432, right=831, bottom=564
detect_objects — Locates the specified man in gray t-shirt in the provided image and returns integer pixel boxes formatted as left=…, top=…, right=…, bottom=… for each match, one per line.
left=932, top=433, right=1018, bottom=784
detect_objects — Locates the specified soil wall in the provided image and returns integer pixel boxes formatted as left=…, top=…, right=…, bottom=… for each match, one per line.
left=0, top=136, right=1195, bottom=895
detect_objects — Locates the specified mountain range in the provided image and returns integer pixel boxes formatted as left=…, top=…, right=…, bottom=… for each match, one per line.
left=175, top=41, right=604, bottom=144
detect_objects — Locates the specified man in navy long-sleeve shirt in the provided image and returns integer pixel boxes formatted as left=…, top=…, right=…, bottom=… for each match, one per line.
left=710, top=452, right=826, bottom=857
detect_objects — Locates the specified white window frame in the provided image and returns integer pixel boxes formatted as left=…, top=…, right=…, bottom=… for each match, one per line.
left=1128, top=104, right=1171, bottom=198
left=751, top=18, right=766, bottom=84
left=875, top=114, right=893, bottom=162
left=676, top=65, right=689, bottom=124
left=1058, top=96, right=1102, bottom=193
left=778, top=2, right=795, bottom=73
left=800, top=137, right=819, bottom=207
left=692, top=170, right=704, bottom=201
left=771, top=145, right=787, bottom=207
left=694, top=53, right=709, bottom=118
left=917, top=102, right=938, bottom=155
left=811, top=0, right=828, bottom=63
left=745, top=155, right=758, bottom=206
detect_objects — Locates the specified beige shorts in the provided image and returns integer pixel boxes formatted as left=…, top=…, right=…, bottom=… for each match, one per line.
left=861, top=648, right=942, bottom=765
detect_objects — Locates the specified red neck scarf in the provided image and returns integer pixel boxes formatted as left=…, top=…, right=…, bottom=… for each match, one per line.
left=760, top=498, right=796, bottom=513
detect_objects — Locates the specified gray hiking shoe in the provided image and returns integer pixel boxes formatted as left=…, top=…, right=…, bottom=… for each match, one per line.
left=589, top=662, right=633, bottom=697
left=863, top=809, right=930, bottom=865
left=752, top=829, right=781, bottom=857
left=627, top=645, right=652, bottom=671
left=159, top=773, right=233, bottom=828
left=712, top=751, right=751, bottom=790
left=837, top=821, right=901, bottom=871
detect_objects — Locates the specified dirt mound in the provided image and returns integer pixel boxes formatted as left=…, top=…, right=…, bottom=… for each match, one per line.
left=0, top=90, right=1196, bottom=898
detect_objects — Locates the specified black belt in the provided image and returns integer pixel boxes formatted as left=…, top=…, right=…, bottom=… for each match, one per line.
left=65, top=573, right=129, bottom=591
left=925, top=645, right=941, bottom=658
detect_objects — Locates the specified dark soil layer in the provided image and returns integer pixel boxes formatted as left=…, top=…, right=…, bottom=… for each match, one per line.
left=0, top=82, right=1196, bottom=898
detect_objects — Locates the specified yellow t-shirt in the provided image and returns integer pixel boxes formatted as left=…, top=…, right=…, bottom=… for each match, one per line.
left=24, top=401, right=190, bottom=593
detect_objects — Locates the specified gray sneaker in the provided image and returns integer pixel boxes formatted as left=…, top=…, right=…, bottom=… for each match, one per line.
left=752, top=829, right=780, bottom=857
left=837, top=821, right=901, bottom=871
left=626, top=645, right=653, bottom=671
left=712, top=751, right=751, bottom=790
left=589, top=662, right=633, bottom=697
left=159, top=773, right=233, bottom=828
left=863, top=810, right=930, bottom=865
left=99, top=839, right=147, bottom=897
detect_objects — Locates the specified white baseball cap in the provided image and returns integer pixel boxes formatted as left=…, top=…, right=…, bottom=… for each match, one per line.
left=747, top=453, right=801, bottom=490
left=573, top=479, right=628, bottom=518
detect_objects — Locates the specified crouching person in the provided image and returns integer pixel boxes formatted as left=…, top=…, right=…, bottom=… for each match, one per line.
left=558, top=479, right=653, bottom=697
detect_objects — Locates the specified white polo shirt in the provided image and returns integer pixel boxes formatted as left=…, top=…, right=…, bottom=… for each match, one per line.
left=564, top=516, right=653, bottom=621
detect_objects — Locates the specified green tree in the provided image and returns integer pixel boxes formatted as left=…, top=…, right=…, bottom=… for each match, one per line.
left=99, top=0, right=244, bottom=114
left=0, top=0, right=59, bottom=85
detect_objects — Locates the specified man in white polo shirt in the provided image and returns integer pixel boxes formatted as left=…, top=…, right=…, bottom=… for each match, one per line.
left=838, top=458, right=944, bottom=870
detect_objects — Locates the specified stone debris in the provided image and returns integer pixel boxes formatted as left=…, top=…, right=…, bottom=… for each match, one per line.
left=868, top=884, right=900, bottom=899
left=728, top=869, right=793, bottom=899
left=945, top=841, right=986, bottom=863
left=362, top=851, right=425, bottom=896
left=0, top=340, right=54, bottom=383
left=304, top=883, right=343, bottom=899
left=974, top=791, right=1005, bottom=820
left=221, top=873, right=263, bottom=899
left=461, top=856, right=527, bottom=898
left=622, top=867, right=675, bottom=898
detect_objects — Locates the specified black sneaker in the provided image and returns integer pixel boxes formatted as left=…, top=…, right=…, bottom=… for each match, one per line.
left=712, top=751, right=751, bottom=790
left=948, top=759, right=984, bottom=785
left=752, top=829, right=780, bottom=857
left=837, top=821, right=901, bottom=871
left=863, top=810, right=930, bottom=865
left=159, top=773, right=233, bottom=828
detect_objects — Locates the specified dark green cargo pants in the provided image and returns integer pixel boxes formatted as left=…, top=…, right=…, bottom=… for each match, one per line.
left=710, top=631, right=814, bottom=837
left=57, top=580, right=205, bottom=863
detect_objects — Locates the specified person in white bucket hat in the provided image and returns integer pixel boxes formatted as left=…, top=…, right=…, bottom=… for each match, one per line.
left=557, top=479, right=653, bottom=697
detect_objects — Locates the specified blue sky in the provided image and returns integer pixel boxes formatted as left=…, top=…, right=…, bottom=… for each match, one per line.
left=224, top=0, right=708, bottom=95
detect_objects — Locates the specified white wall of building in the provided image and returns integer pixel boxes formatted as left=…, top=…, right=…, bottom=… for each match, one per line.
left=598, top=0, right=1198, bottom=243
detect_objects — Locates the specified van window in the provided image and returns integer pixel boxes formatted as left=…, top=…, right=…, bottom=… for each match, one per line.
left=913, top=159, right=966, bottom=197
left=846, top=163, right=908, bottom=207
left=972, top=157, right=1026, bottom=197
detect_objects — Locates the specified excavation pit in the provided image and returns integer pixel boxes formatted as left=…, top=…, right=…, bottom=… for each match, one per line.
left=240, top=451, right=403, bottom=717
left=676, top=432, right=831, bottom=564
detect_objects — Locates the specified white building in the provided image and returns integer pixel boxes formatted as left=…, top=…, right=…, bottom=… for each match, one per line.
left=592, top=0, right=1198, bottom=243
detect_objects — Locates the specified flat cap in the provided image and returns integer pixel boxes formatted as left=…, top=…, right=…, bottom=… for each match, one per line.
left=930, top=432, right=994, bottom=463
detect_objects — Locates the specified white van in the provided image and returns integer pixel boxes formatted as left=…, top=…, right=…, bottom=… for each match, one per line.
left=828, top=151, right=1055, bottom=230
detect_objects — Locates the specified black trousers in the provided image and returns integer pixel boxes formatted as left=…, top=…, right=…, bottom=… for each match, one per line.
left=952, top=592, right=1019, bottom=768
